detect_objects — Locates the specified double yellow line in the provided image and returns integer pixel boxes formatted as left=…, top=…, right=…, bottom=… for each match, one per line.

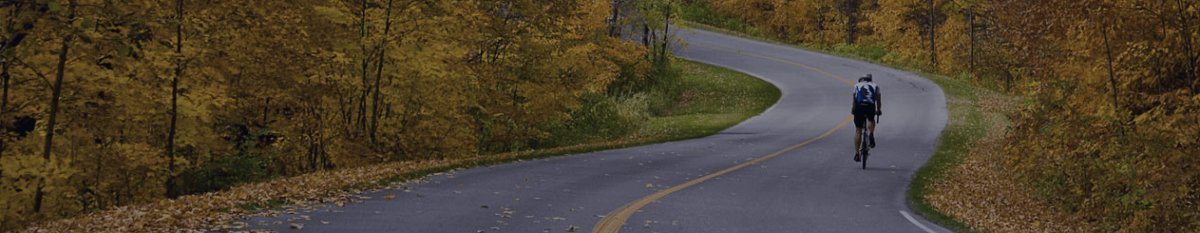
left=592, top=43, right=855, bottom=233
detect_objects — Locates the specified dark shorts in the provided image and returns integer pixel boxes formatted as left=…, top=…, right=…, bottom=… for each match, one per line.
left=853, top=103, right=876, bottom=128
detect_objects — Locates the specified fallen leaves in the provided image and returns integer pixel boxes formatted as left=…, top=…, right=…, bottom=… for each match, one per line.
left=14, top=158, right=460, bottom=232
left=13, top=103, right=662, bottom=233
left=927, top=93, right=1100, bottom=232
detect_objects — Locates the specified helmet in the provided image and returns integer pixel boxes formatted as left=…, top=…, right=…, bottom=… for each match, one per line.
left=858, top=74, right=873, bottom=82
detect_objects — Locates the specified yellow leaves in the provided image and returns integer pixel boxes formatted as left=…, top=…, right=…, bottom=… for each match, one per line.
left=313, top=6, right=355, bottom=26
left=5, top=0, right=649, bottom=230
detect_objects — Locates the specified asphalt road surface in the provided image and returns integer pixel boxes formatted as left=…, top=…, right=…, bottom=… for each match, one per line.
left=241, top=28, right=951, bottom=233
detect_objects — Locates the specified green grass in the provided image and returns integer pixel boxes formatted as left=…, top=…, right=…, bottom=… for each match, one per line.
left=631, top=59, right=782, bottom=140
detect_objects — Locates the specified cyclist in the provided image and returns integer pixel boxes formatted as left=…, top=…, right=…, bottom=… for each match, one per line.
left=852, top=74, right=881, bottom=162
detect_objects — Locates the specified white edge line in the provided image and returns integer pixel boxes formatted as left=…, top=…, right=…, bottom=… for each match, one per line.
left=900, top=210, right=938, bottom=233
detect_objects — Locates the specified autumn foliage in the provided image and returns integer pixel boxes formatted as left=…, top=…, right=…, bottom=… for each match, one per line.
left=695, top=0, right=1198, bottom=231
left=0, top=0, right=651, bottom=230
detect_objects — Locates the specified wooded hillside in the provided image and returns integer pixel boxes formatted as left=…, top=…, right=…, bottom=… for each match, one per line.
left=697, top=0, right=1198, bottom=231
left=0, top=0, right=653, bottom=230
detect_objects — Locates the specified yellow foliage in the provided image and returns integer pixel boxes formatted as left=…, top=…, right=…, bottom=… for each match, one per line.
left=1, top=0, right=649, bottom=231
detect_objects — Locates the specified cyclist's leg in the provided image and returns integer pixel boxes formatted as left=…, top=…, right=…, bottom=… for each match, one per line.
left=854, top=127, right=863, bottom=152
left=852, top=113, right=866, bottom=160
left=866, top=104, right=877, bottom=148
left=867, top=118, right=876, bottom=148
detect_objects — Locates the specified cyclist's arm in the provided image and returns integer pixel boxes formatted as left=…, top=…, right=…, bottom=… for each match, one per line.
left=875, top=87, right=882, bottom=112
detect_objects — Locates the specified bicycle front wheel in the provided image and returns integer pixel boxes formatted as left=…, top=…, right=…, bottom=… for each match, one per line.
left=860, top=144, right=869, bottom=169
left=861, top=149, right=868, bottom=169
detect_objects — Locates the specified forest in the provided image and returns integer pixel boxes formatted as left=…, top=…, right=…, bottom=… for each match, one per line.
left=0, top=0, right=678, bottom=230
left=692, top=0, right=1198, bottom=231
left=4, top=0, right=1198, bottom=231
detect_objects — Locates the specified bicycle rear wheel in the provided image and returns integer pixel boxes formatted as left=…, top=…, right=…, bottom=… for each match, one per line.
left=860, top=136, right=869, bottom=169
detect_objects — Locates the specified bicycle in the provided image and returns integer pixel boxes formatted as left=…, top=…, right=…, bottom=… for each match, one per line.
left=859, top=115, right=877, bottom=169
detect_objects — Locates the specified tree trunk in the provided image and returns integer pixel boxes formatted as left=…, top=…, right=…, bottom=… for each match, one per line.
left=307, top=132, right=317, bottom=172
left=35, top=0, right=77, bottom=214
left=358, top=0, right=370, bottom=132
left=928, top=0, right=935, bottom=69
left=661, top=1, right=670, bottom=63
left=371, top=0, right=395, bottom=147
left=643, top=23, right=650, bottom=49
left=844, top=0, right=860, bottom=44
left=165, top=0, right=184, bottom=199
left=1, top=59, right=8, bottom=155
left=1176, top=0, right=1197, bottom=92
left=1102, top=25, right=1121, bottom=135
left=609, top=0, right=620, bottom=37
left=1004, top=65, right=1013, bottom=92
left=968, top=10, right=975, bottom=74
left=1, top=57, right=9, bottom=167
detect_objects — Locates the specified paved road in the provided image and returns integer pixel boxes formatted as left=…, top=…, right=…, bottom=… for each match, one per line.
left=241, top=28, right=951, bottom=233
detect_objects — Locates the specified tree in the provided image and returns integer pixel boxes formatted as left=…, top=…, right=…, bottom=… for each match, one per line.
left=34, top=0, right=78, bottom=214
left=841, top=0, right=862, bottom=44
left=928, top=0, right=935, bottom=68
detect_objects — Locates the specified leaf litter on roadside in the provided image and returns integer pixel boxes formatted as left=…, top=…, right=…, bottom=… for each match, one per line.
left=927, top=93, right=1100, bottom=232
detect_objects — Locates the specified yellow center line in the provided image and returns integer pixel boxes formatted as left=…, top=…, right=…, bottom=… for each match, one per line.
left=592, top=43, right=855, bottom=233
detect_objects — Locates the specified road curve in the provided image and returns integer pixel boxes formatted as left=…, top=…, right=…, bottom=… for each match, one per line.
left=241, top=28, right=951, bottom=233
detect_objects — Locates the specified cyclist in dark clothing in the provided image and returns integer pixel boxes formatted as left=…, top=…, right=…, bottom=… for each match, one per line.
left=852, top=74, right=881, bottom=162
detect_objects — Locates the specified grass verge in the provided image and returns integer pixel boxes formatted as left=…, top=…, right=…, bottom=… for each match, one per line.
left=629, top=59, right=782, bottom=140
left=907, top=71, right=997, bottom=233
